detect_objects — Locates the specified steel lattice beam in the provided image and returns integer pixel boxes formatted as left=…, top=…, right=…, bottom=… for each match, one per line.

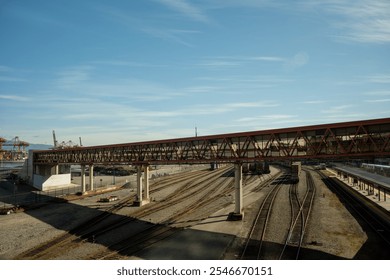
left=33, top=118, right=390, bottom=165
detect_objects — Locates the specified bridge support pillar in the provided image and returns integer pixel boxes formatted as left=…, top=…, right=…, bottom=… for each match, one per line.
left=144, top=165, right=150, bottom=201
left=134, top=165, right=150, bottom=206
left=81, top=165, right=86, bottom=193
left=89, top=164, right=94, bottom=191
left=54, top=164, right=59, bottom=175
left=228, top=162, right=243, bottom=221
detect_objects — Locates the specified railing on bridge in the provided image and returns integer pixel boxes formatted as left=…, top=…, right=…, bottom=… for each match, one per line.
left=33, top=118, right=390, bottom=165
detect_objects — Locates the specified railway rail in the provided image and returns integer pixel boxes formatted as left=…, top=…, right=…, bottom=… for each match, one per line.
left=16, top=166, right=247, bottom=259
left=92, top=168, right=281, bottom=260
left=240, top=173, right=289, bottom=259
left=279, top=170, right=316, bottom=259
left=240, top=169, right=316, bottom=260
left=88, top=167, right=238, bottom=259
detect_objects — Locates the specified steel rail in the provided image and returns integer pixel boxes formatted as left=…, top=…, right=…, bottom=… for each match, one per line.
left=89, top=168, right=239, bottom=259
left=15, top=168, right=219, bottom=259
left=279, top=170, right=316, bottom=259
left=240, top=174, right=289, bottom=259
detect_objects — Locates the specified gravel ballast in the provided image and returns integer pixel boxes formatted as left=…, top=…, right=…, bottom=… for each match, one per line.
left=0, top=165, right=371, bottom=259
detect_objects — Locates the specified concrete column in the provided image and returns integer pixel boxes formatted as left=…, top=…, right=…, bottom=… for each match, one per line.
left=131, top=165, right=144, bottom=206
left=228, top=162, right=243, bottom=220
left=54, top=164, right=59, bottom=175
left=89, top=164, right=94, bottom=191
left=137, top=165, right=142, bottom=202
left=81, top=165, right=86, bottom=193
left=134, top=165, right=150, bottom=206
left=143, top=165, right=150, bottom=201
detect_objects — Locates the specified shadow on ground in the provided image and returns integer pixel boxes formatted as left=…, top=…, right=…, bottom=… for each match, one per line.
left=321, top=177, right=390, bottom=260
left=2, top=176, right=389, bottom=260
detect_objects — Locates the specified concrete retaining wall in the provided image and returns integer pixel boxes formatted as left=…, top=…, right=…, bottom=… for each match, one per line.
left=33, top=174, right=71, bottom=191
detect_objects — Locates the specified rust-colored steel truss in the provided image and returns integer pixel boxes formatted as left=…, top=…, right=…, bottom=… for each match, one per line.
left=33, top=118, right=390, bottom=165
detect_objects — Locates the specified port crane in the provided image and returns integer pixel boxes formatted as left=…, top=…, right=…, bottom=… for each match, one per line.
left=0, top=136, right=29, bottom=160
left=52, top=130, right=83, bottom=149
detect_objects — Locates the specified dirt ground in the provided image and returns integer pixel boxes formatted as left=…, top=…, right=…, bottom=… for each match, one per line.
left=0, top=165, right=371, bottom=260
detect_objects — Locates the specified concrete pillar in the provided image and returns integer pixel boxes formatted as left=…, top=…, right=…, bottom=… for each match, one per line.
left=136, top=165, right=142, bottom=202
left=54, top=164, right=59, bottom=175
left=134, top=165, right=150, bottom=206
left=81, top=165, right=86, bottom=193
left=89, top=164, right=94, bottom=191
left=228, top=162, right=243, bottom=220
left=134, top=165, right=149, bottom=206
left=144, top=165, right=150, bottom=201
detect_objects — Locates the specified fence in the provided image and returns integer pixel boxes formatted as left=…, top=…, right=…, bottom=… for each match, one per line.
left=0, top=185, right=83, bottom=209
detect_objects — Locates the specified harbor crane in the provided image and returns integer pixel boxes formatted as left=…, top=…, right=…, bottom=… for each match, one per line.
left=52, top=130, right=83, bottom=149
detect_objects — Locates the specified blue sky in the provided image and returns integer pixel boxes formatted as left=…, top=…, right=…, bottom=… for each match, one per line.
left=1, top=0, right=389, bottom=146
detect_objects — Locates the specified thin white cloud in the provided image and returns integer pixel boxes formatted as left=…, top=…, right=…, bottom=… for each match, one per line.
left=56, top=65, right=93, bottom=89
left=302, top=100, right=326, bottom=104
left=0, top=94, right=29, bottom=101
left=319, top=105, right=371, bottom=123
left=367, top=74, right=390, bottom=84
left=251, top=56, right=284, bottom=62
left=90, top=60, right=169, bottom=68
left=197, top=60, right=241, bottom=67
left=197, top=53, right=308, bottom=70
left=0, top=76, right=27, bottom=82
left=364, top=90, right=390, bottom=96
left=237, top=114, right=297, bottom=123
left=365, top=99, right=390, bottom=103
left=198, top=56, right=284, bottom=67
left=141, top=27, right=198, bottom=47
left=0, top=65, right=13, bottom=72
left=97, top=4, right=201, bottom=47
left=156, top=0, right=209, bottom=23
left=306, top=0, right=390, bottom=43
left=321, top=105, right=355, bottom=114
left=200, top=0, right=278, bottom=10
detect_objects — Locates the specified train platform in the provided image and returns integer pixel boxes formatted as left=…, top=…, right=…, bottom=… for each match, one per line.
left=328, top=165, right=390, bottom=212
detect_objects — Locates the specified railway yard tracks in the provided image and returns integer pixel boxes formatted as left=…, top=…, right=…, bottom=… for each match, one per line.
left=241, top=170, right=316, bottom=260
left=12, top=164, right=390, bottom=260
left=279, top=171, right=315, bottom=259
left=16, top=165, right=268, bottom=260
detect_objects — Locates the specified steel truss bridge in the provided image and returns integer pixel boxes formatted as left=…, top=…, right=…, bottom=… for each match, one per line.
left=33, top=118, right=390, bottom=165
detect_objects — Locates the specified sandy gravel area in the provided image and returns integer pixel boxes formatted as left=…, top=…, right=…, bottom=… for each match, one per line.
left=0, top=165, right=369, bottom=259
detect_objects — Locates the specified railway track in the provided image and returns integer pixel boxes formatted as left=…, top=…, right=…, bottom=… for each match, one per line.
left=15, top=167, right=215, bottom=259
left=16, top=166, right=238, bottom=259
left=90, top=168, right=282, bottom=260
left=15, top=195, right=136, bottom=259
left=16, top=164, right=282, bottom=260
left=88, top=167, right=237, bottom=259
left=128, top=166, right=234, bottom=219
left=240, top=169, right=316, bottom=260
left=149, top=168, right=208, bottom=194
left=240, top=174, right=289, bottom=260
left=279, top=170, right=315, bottom=259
